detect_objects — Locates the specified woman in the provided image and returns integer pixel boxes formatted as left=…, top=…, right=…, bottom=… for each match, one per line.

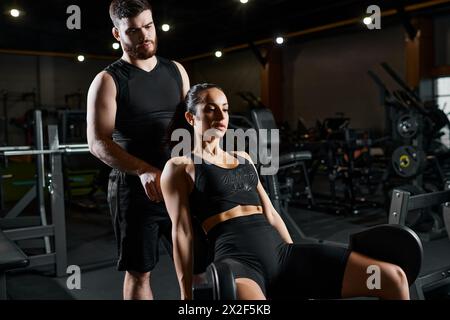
left=161, top=83, right=410, bottom=300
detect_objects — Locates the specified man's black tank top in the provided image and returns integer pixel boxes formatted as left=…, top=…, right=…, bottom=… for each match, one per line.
left=104, top=57, right=183, bottom=170
left=189, top=153, right=262, bottom=224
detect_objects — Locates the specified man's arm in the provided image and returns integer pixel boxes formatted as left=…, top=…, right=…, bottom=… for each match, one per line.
left=173, top=61, right=190, bottom=98
left=160, top=158, right=193, bottom=300
left=86, top=71, right=163, bottom=201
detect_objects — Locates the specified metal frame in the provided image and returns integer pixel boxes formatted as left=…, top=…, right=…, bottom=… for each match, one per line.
left=389, top=182, right=450, bottom=299
left=48, top=125, right=68, bottom=276
left=389, top=185, right=450, bottom=240
left=410, top=250, right=450, bottom=299
left=0, top=272, right=5, bottom=299
left=0, top=111, right=89, bottom=277
left=0, top=227, right=29, bottom=300
left=35, top=111, right=51, bottom=253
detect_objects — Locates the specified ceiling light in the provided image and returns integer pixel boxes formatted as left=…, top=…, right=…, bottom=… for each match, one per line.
left=162, top=24, right=170, bottom=32
left=112, top=42, right=120, bottom=50
left=275, top=36, right=284, bottom=45
left=77, top=55, right=85, bottom=62
left=10, top=9, right=20, bottom=17
left=215, top=51, right=223, bottom=58
left=240, top=0, right=249, bottom=3
left=363, top=17, right=372, bottom=25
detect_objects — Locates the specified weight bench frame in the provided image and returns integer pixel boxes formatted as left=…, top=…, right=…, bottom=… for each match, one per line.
left=0, top=229, right=29, bottom=299
left=389, top=182, right=450, bottom=299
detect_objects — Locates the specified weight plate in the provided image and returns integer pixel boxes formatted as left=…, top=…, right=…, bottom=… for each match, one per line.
left=396, top=114, right=419, bottom=139
left=392, top=146, right=425, bottom=178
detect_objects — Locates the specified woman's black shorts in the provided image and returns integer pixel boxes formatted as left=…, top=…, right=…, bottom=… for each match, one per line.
left=208, top=214, right=351, bottom=299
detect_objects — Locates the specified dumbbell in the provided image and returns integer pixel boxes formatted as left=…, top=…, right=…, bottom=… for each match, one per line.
left=193, top=261, right=237, bottom=300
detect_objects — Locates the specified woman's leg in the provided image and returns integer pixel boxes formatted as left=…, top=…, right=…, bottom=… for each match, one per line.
left=341, top=251, right=410, bottom=300
left=235, top=278, right=266, bottom=300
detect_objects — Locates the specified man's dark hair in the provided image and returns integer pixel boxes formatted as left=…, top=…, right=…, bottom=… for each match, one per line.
left=109, top=0, right=152, bottom=27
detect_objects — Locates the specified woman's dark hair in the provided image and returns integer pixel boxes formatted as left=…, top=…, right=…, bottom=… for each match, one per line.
left=109, top=0, right=152, bottom=27
left=166, top=83, right=223, bottom=151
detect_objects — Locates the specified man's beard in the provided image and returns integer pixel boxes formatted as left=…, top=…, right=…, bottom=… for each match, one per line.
left=125, top=36, right=158, bottom=60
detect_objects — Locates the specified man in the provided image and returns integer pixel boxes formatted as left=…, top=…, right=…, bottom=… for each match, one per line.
left=87, top=0, right=189, bottom=299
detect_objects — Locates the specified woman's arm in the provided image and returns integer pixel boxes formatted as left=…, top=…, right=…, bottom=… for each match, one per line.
left=236, top=151, right=293, bottom=244
left=160, top=158, right=194, bottom=299
left=256, top=181, right=293, bottom=244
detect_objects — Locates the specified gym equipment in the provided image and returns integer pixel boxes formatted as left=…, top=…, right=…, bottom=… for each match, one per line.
left=388, top=183, right=450, bottom=299
left=1, top=90, right=38, bottom=145
left=370, top=63, right=450, bottom=240
left=193, top=261, right=237, bottom=300
left=286, top=111, right=388, bottom=215
left=387, top=183, right=447, bottom=239
left=0, top=229, right=29, bottom=299
left=389, top=182, right=450, bottom=241
left=324, top=128, right=385, bottom=214
left=388, top=185, right=431, bottom=230
left=369, top=62, right=450, bottom=188
left=250, top=107, right=317, bottom=242
left=57, top=109, right=109, bottom=212
left=397, top=114, right=419, bottom=139
left=349, top=224, right=423, bottom=286
left=256, top=107, right=384, bottom=215
left=392, top=146, right=426, bottom=178
left=0, top=110, right=90, bottom=277
left=58, top=109, right=88, bottom=144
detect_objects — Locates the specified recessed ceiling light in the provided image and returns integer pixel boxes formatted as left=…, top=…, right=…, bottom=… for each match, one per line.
left=363, top=17, right=373, bottom=25
left=10, top=9, right=20, bottom=17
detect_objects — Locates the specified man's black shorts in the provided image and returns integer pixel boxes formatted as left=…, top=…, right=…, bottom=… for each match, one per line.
left=107, top=169, right=211, bottom=273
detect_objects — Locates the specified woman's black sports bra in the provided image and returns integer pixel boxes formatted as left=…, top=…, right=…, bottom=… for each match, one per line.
left=189, top=152, right=262, bottom=224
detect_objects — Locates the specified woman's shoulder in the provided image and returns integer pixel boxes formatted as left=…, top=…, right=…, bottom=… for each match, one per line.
left=161, top=156, right=194, bottom=194
left=163, top=156, right=193, bottom=177
left=165, top=155, right=193, bottom=169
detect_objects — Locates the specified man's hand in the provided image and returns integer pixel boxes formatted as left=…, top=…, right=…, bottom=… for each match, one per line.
left=138, top=166, right=163, bottom=202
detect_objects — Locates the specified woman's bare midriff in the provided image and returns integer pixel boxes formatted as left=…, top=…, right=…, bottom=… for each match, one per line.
left=201, top=205, right=263, bottom=233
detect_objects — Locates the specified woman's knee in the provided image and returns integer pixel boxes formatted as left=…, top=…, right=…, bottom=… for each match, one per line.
left=380, top=263, right=409, bottom=292
left=342, top=252, right=409, bottom=299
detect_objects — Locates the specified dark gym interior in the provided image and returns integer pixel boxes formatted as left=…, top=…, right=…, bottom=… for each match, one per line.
left=1, top=0, right=450, bottom=302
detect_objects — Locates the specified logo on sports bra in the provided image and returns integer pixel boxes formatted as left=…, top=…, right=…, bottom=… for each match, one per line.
left=221, top=166, right=257, bottom=192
